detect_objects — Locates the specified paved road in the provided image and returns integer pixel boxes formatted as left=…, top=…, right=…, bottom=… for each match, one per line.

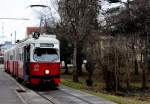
left=0, top=65, right=24, bottom=104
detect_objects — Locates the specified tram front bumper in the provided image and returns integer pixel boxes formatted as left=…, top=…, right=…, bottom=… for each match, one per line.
left=30, top=75, right=60, bottom=85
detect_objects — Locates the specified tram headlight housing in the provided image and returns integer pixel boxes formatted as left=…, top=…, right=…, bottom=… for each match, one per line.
left=45, top=70, right=50, bottom=75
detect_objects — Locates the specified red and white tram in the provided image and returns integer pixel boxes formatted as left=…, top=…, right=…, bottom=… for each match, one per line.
left=4, top=33, right=60, bottom=87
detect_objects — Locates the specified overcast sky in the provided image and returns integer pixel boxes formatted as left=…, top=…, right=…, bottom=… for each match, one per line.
left=0, top=0, right=50, bottom=44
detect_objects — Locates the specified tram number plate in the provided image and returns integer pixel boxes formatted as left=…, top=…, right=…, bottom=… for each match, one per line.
left=40, top=43, right=54, bottom=47
left=44, top=79, right=51, bottom=83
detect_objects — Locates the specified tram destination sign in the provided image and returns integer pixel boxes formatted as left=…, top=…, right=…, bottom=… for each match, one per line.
left=40, top=43, right=54, bottom=47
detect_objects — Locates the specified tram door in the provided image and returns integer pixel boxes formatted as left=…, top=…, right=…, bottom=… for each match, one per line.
left=24, top=45, right=30, bottom=82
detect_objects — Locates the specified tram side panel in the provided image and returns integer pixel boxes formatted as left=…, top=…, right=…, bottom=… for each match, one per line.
left=14, top=60, right=18, bottom=77
left=4, top=53, right=7, bottom=72
left=17, top=60, right=24, bottom=79
left=7, top=53, right=10, bottom=73
left=4, top=52, right=10, bottom=73
left=17, top=47, right=24, bottom=80
left=14, top=49, right=19, bottom=77
left=9, top=61, right=13, bottom=74
left=13, top=50, right=16, bottom=76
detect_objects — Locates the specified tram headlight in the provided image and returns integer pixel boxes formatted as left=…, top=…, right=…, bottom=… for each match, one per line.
left=45, top=70, right=50, bottom=75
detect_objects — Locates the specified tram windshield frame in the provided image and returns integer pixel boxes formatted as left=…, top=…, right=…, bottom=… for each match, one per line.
left=33, top=48, right=59, bottom=62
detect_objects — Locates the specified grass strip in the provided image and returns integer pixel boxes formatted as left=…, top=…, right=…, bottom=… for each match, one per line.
left=61, top=79, right=150, bottom=104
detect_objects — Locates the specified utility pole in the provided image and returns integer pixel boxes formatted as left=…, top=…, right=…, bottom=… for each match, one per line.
left=2, top=22, right=4, bottom=36
left=14, top=31, right=16, bottom=44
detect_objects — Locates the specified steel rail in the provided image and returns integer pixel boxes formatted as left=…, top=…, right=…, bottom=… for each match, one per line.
left=34, top=88, right=93, bottom=104
left=58, top=88, right=93, bottom=104
left=35, top=91, right=57, bottom=104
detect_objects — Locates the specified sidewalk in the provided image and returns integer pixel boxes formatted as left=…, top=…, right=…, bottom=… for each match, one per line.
left=0, top=65, right=24, bottom=104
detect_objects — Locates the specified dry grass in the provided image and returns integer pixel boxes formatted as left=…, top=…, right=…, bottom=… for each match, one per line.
left=61, top=68, right=150, bottom=104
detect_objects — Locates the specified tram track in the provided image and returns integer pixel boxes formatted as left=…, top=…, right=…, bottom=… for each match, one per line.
left=58, top=88, right=93, bottom=104
left=35, top=91, right=60, bottom=104
left=34, top=86, right=116, bottom=104
left=35, top=90, right=89, bottom=104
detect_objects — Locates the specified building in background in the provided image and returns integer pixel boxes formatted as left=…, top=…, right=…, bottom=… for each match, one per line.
left=26, top=27, right=40, bottom=37
left=0, top=44, right=4, bottom=63
left=0, top=41, right=13, bottom=64
left=1, top=41, right=14, bottom=52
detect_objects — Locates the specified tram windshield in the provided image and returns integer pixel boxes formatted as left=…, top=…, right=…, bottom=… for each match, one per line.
left=33, top=48, right=59, bottom=61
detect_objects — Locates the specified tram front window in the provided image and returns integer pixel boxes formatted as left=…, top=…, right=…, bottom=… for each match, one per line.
left=33, top=48, right=59, bottom=61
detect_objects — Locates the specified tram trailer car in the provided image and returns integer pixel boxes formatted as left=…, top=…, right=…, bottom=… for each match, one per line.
left=4, top=33, right=60, bottom=87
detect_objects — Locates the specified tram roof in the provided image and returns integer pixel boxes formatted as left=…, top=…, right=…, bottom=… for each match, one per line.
left=18, top=34, right=59, bottom=45
left=4, top=34, right=59, bottom=53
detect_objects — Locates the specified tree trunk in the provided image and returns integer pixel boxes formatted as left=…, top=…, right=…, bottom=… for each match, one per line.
left=126, top=70, right=130, bottom=89
left=126, top=63, right=130, bottom=89
left=141, top=63, right=146, bottom=89
left=142, top=67, right=146, bottom=89
left=85, top=61, right=94, bottom=86
left=77, top=47, right=83, bottom=76
left=86, top=72, right=93, bottom=86
left=114, top=48, right=118, bottom=93
left=134, top=59, right=139, bottom=75
left=77, top=58, right=83, bottom=76
left=73, top=41, right=79, bottom=82
left=64, top=60, right=69, bottom=74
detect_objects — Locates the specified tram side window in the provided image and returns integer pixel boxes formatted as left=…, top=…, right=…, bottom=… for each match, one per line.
left=0, top=57, right=4, bottom=64
left=19, top=54, right=22, bottom=61
left=22, top=53, right=24, bottom=61
left=10, top=55, right=13, bottom=60
left=7, top=55, right=8, bottom=60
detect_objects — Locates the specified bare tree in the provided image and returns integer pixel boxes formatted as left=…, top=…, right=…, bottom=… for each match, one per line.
left=58, top=0, right=99, bottom=82
left=103, top=0, right=150, bottom=89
